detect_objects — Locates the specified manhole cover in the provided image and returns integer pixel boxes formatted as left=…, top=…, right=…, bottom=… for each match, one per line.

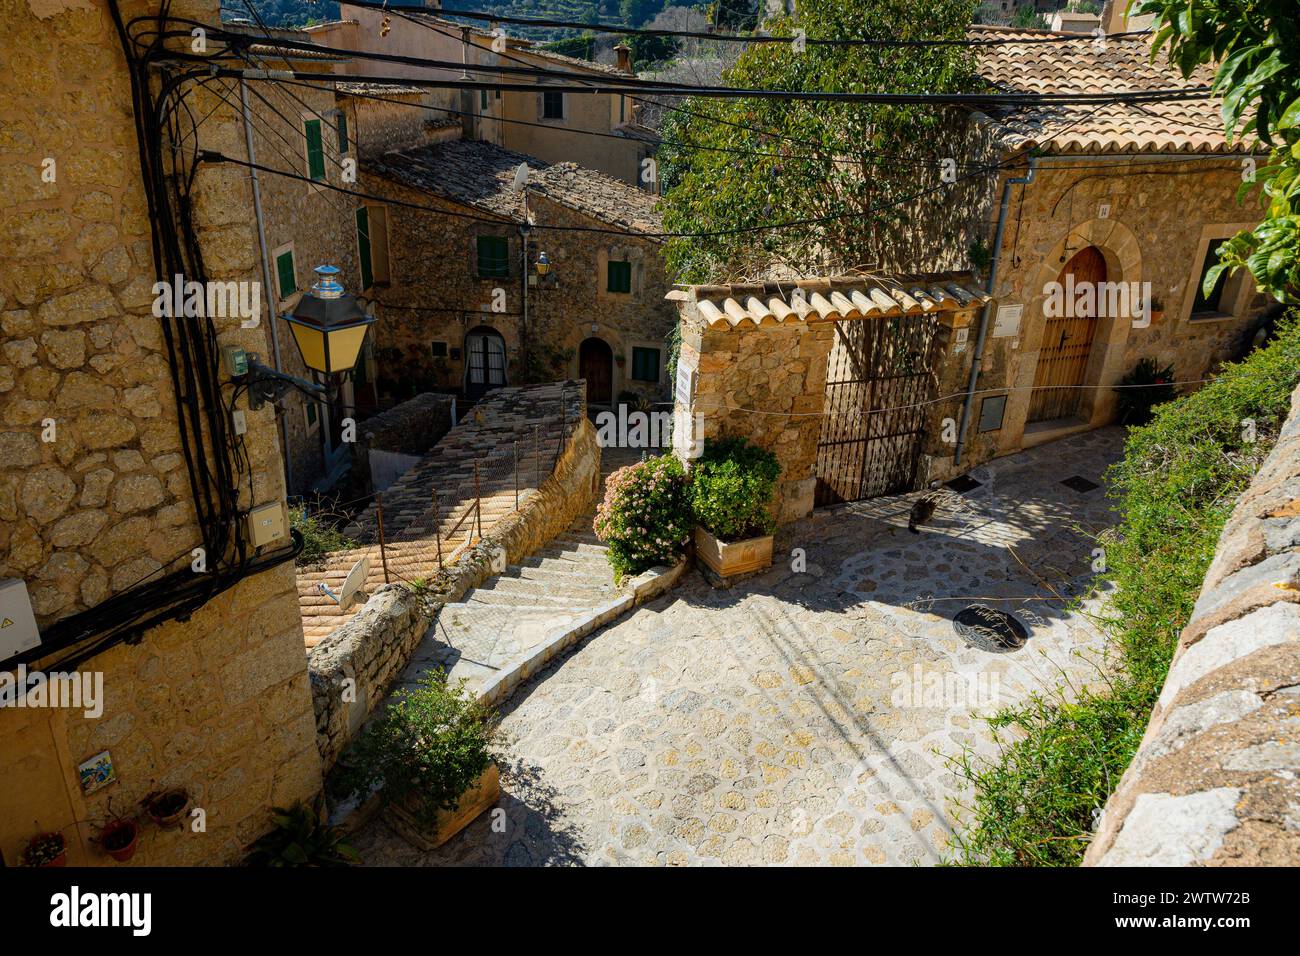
left=1061, top=475, right=1100, bottom=493
left=946, top=474, right=983, bottom=493
left=953, top=604, right=1030, bottom=652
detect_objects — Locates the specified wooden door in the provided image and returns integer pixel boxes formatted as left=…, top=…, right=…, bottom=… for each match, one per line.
left=579, top=337, right=613, bottom=405
left=1028, top=246, right=1104, bottom=423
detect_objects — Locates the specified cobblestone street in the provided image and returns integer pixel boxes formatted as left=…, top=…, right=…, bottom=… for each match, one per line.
left=355, top=428, right=1125, bottom=866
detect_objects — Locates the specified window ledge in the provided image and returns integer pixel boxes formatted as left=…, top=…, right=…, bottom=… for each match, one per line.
left=1187, top=310, right=1236, bottom=324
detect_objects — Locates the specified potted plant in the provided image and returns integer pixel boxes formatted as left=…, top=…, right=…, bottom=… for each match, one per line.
left=244, top=801, right=360, bottom=867
left=142, top=787, right=190, bottom=829
left=688, top=436, right=780, bottom=581
left=593, top=454, right=692, bottom=580
left=98, top=817, right=139, bottom=863
left=614, top=351, right=627, bottom=368
left=336, top=671, right=501, bottom=851
left=21, top=831, right=67, bottom=867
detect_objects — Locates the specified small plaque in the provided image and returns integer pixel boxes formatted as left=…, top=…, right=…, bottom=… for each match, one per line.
left=978, top=394, right=1007, bottom=433
left=79, top=750, right=116, bottom=795
left=674, top=362, right=696, bottom=408
left=992, top=304, right=1023, bottom=338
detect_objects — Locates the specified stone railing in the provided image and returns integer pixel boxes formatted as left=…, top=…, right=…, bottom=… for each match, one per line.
left=308, top=416, right=601, bottom=773
left=1085, top=384, right=1300, bottom=866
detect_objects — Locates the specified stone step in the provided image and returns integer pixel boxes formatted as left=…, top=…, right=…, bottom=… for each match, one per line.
left=476, top=571, right=619, bottom=599
left=506, top=561, right=614, bottom=585
left=459, top=583, right=615, bottom=607
left=544, top=538, right=609, bottom=557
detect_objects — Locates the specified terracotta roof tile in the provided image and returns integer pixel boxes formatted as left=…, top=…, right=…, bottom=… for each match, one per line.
left=971, top=26, right=1243, bottom=153
left=367, top=139, right=663, bottom=234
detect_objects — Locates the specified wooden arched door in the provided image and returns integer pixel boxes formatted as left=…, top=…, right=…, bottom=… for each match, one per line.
left=1028, top=246, right=1105, bottom=423
left=579, top=337, right=613, bottom=405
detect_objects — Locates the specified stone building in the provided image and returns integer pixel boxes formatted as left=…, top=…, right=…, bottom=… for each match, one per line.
left=670, top=25, right=1272, bottom=520
left=0, top=0, right=320, bottom=865
left=308, top=4, right=657, bottom=187
left=360, top=136, right=675, bottom=408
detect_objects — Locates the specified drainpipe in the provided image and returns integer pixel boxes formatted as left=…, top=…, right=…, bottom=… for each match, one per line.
left=954, top=157, right=1037, bottom=468
left=239, top=78, right=294, bottom=494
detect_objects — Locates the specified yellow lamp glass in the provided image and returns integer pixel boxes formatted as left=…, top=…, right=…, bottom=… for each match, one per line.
left=285, top=316, right=372, bottom=375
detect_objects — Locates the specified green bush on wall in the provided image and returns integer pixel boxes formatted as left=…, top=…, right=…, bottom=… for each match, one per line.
left=593, top=454, right=693, bottom=579
left=689, top=437, right=780, bottom=541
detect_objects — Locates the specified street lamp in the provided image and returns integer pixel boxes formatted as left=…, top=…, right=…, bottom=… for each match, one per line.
left=282, top=265, right=375, bottom=377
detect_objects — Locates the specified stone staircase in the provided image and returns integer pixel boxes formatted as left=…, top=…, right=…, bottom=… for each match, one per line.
left=394, top=444, right=647, bottom=697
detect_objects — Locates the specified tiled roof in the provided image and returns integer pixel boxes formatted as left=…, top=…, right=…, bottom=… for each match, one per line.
left=336, top=82, right=428, bottom=97
left=972, top=26, right=1242, bottom=153
left=367, top=139, right=663, bottom=235
left=678, top=273, right=990, bottom=330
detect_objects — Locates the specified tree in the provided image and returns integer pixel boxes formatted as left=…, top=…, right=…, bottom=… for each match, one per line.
left=1010, top=6, right=1049, bottom=28
left=658, top=0, right=979, bottom=281
left=1137, top=0, right=1300, bottom=302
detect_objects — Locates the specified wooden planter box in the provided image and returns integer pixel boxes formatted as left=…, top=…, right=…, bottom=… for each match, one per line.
left=384, top=761, right=500, bottom=851
left=694, top=526, right=774, bottom=579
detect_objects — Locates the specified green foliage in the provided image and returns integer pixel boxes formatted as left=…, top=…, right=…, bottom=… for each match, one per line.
left=1113, top=357, right=1176, bottom=425
left=336, top=672, right=500, bottom=833
left=1136, top=0, right=1300, bottom=302
left=244, top=802, right=361, bottom=867
left=1010, top=6, right=1048, bottom=28
left=519, top=343, right=575, bottom=384
left=290, top=504, right=357, bottom=568
left=659, top=0, right=979, bottom=281
left=947, top=314, right=1300, bottom=865
left=688, top=436, right=780, bottom=540
left=21, top=832, right=65, bottom=866
left=627, top=31, right=679, bottom=69
left=620, top=0, right=665, bottom=27
left=593, top=454, right=693, bottom=577
left=540, top=32, right=600, bottom=59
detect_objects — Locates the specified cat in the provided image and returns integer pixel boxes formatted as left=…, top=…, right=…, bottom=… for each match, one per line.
left=908, top=482, right=944, bottom=534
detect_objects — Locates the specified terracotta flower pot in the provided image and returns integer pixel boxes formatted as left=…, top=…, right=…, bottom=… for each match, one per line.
left=22, top=832, right=67, bottom=868
left=101, top=819, right=139, bottom=862
left=145, top=789, right=190, bottom=829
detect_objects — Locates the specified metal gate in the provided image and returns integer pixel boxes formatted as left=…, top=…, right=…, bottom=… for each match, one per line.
left=814, top=313, right=941, bottom=506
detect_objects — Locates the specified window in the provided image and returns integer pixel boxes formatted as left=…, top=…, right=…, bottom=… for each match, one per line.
left=542, top=90, right=564, bottom=119
left=357, top=205, right=389, bottom=288
left=477, top=235, right=510, bottom=278
left=431, top=341, right=448, bottom=358
left=1191, top=238, right=1229, bottom=315
left=631, top=346, right=660, bottom=383
left=335, top=110, right=349, bottom=153
left=304, top=118, right=326, bottom=181
left=274, top=246, right=297, bottom=300
left=480, top=89, right=489, bottom=110
left=607, top=259, right=632, bottom=294
left=304, top=397, right=319, bottom=433
left=356, top=207, right=373, bottom=289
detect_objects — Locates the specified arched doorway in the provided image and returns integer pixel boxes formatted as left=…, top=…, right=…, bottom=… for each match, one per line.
left=1028, top=246, right=1105, bottom=424
left=579, top=337, right=613, bottom=406
left=464, top=326, right=507, bottom=400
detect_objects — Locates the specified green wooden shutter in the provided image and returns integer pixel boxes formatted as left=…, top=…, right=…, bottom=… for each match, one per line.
left=336, top=110, right=349, bottom=152
left=275, top=249, right=296, bottom=298
left=632, top=347, right=659, bottom=382
left=357, top=207, right=373, bottom=289
left=607, top=260, right=631, bottom=293
left=477, top=236, right=509, bottom=277
left=305, top=119, right=325, bottom=181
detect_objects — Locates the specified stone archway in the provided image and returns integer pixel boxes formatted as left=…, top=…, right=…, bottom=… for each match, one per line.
left=1011, top=217, right=1145, bottom=440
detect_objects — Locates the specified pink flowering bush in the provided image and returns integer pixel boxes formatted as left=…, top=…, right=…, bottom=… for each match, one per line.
left=593, top=454, right=692, bottom=578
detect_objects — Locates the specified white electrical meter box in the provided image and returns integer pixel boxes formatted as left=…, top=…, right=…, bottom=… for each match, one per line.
left=0, top=578, right=42, bottom=661
left=248, top=501, right=287, bottom=547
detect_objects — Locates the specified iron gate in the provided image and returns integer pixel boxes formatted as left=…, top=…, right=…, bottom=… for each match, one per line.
left=814, top=313, right=941, bottom=506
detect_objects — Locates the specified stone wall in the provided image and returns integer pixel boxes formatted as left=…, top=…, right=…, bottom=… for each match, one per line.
left=309, top=415, right=600, bottom=771
left=357, top=392, right=456, bottom=457
left=358, top=165, right=676, bottom=406
left=0, top=0, right=321, bottom=866
left=1084, top=383, right=1300, bottom=866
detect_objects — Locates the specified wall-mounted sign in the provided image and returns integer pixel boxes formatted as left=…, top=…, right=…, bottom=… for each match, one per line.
left=992, top=304, right=1023, bottom=338
left=79, top=750, right=116, bottom=795
left=1098, top=202, right=1111, bottom=219
left=674, top=359, right=696, bottom=409
left=952, top=327, right=969, bottom=354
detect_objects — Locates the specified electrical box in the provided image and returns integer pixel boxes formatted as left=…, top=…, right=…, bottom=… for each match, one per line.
left=222, top=345, right=249, bottom=377
left=247, top=501, right=287, bottom=548
left=0, top=579, right=42, bottom=662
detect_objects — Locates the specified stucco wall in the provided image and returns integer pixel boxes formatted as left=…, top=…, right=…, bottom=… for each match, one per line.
left=1084, top=384, right=1300, bottom=866
left=0, top=0, right=321, bottom=866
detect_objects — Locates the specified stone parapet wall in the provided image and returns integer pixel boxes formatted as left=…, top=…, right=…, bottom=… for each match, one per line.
left=358, top=392, right=456, bottom=458
left=309, top=417, right=600, bottom=772
left=1084, top=384, right=1300, bottom=866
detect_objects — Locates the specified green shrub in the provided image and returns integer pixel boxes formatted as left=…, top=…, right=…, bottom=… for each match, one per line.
left=689, top=437, right=780, bottom=541
left=593, top=454, right=692, bottom=578
left=335, top=672, right=500, bottom=833
left=948, top=312, right=1300, bottom=866
left=244, top=801, right=360, bottom=867
left=1113, top=357, right=1176, bottom=425
left=290, top=504, right=356, bottom=568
